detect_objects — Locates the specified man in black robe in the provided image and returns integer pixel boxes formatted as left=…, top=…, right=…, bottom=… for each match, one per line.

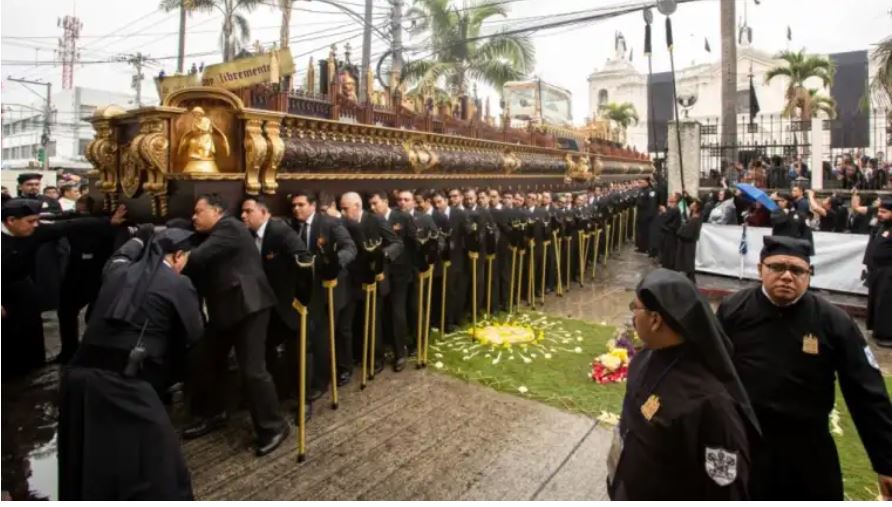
left=769, top=193, right=814, bottom=254
left=17, top=173, right=67, bottom=312
left=717, top=236, right=892, bottom=500
left=432, top=191, right=467, bottom=331
left=659, top=193, right=682, bottom=269
left=608, top=269, right=758, bottom=500
left=59, top=228, right=203, bottom=500
left=674, top=199, right=703, bottom=283
left=634, top=178, right=658, bottom=253
left=182, top=194, right=289, bottom=457
left=864, top=198, right=892, bottom=348
left=1, top=199, right=126, bottom=378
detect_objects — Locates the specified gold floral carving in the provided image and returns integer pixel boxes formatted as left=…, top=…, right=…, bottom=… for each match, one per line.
left=501, top=150, right=522, bottom=174
left=403, top=138, right=438, bottom=174
left=134, top=118, right=171, bottom=217
left=244, top=118, right=269, bottom=195
left=565, top=153, right=593, bottom=182
left=85, top=105, right=126, bottom=211
left=119, top=143, right=142, bottom=198
left=261, top=119, right=284, bottom=195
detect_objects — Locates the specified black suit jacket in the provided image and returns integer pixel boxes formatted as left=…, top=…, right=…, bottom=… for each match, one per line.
left=260, top=218, right=308, bottom=330
left=344, top=211, right=403, bottom=298
left=385, top=208, right=415, bottom=281
left=186, top=215, right=276, bottom=330
left=298, top=213, right=357, bottom=314
left=434, top=206, right=467, bottom=270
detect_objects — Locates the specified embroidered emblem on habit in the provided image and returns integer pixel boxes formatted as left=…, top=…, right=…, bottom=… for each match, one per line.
left=705, top=447, right=738, bottom=486
left=640, top=394, right=660, bottom=421
left=864, top=345, right=880, bottom=370
left=883, top=230, right=890, bottom=238
left=802, top=333, right=819, bottom=355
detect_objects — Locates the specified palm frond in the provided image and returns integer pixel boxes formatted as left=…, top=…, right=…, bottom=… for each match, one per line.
left=233, top=12, right=251, bottom=42
left=160, top=0, right=216, bottom=13
left=468, top=1, right=509, bottom=35
left=467, top=59, right=523, bottom=90
left=474, top=32, right=535, bottom=73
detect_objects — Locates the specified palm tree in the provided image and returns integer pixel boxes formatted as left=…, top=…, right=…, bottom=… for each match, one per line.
left=160, top=0, right=263, bottom=62
left=401, top=0, right=535, bottom=101
left=599, top=102, right=638, bottom=142
left=765, top=49, right=835, bottom=121
left=869, top=36, right=892, bottom=106
left=808, top=89, right=837, bottom=119
left=277, top=0, right=293, bottom=49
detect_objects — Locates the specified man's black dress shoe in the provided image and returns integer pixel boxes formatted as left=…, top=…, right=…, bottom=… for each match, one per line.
left=256, top=424, right=290, bottom=457
left=393, top=356, right=407, bottom=372
left=182, top=412, right=228, bottom=440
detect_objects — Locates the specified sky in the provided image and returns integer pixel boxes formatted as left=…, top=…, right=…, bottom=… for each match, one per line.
left=2, top=0, right=890, bottom=124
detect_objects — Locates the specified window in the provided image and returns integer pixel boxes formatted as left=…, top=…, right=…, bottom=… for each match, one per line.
left=78, top=139, right=91, bottom=155
left=598, top=89, right=609, bottom=108
left=2, top=148, right=9, bottom=159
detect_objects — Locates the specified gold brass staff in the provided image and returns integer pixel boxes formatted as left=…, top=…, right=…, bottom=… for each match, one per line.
left=486, top=252, right=495, bottom=317
left=617, top=211, right=624, bottom=251
left=612, top=214, right=619, bottom=253
left=508, top=246, right=517, bottom=314
left=540, top=238, right=550, bottom=304
left=469, top=251, right=480, bottom=329
left=552, top=229, right=563, bottom=297
left=439, top=260, right=451, bottom=344
left=632, top=207, right=637, bottom=247
left=563, top=234, right=572, bottom=291
left=361, top=282, right=374, bottom=389
left=369, top=273, right=383, bottom=380
left=292, top=298, right=309, bottom=462
left=322, top=278, right=339, bottom=409
left=591, top=227, right=601, bottom=279
left=604, top=222, right=612, bottom=265
left=577, top=229, right=587, bottom=288
left=423, top=266, right=433, bottom=366
left=415, top=266, right=432, bottom=369
left=516, top=246, right=526, bottom=310
left=527, top=239, right=536, bottom=307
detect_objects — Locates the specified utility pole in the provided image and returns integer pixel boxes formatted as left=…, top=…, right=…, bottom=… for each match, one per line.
left=177, top=1, right=187, bottom=74
left=55, top=15, right=83, bottom=89
left=361, top=0, right=373, bottom=103
left=720, top=0, right=737, bottom=176
left=390, top=0, right=404, bottom=88
left=7, top=77, right=52, bottom=170
left=119, top=53, right=154, bottom=106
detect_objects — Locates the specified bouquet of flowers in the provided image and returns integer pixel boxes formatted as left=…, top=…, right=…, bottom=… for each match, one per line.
left=591, top=324, right=641, bottom=384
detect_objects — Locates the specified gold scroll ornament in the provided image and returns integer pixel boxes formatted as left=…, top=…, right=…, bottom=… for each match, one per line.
left=85, top=105, right=126, bottom=210
left=200, top=48, right=295, bottom=91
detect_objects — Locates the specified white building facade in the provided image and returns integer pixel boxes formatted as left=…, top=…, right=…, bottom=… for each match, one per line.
left=1, top=87, right=134, bottom=171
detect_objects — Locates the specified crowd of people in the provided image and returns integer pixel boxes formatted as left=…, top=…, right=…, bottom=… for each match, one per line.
left=2, top=169, right=891, bottom=500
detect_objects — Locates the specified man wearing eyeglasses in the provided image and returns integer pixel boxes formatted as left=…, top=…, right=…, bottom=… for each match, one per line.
left=716, top=235, right=892, bottom=500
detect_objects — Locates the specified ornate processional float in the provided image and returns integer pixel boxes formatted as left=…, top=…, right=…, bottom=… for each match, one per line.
left=84, top=45, right=653, bottom=221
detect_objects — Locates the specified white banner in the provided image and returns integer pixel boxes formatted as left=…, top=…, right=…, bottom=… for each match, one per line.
left=695, top=224, right=869, bottom=295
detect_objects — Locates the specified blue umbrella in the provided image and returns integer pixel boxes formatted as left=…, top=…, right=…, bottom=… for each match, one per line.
left=735, top=183, right=779, bottom=212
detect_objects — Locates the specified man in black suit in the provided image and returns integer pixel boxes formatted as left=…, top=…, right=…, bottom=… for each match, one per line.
left=240, top=197, right=311, bottom=414
left=339, top=192, right=402, bottom=381
left=183, top=194, right=288, bottom=457
left=521, top=192, right=547, bottom=299
left=369, top=191, right=413, bottom=371
left=432, top=191, right=468, bottom=331
left=289, top=191, right=357, bottom=392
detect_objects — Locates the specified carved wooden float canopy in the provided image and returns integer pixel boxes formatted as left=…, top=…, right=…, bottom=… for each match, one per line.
left=85, top=87, right=653, bottom=218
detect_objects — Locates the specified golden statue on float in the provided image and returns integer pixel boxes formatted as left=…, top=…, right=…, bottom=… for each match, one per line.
left=179, top=106, right=231, bottom=174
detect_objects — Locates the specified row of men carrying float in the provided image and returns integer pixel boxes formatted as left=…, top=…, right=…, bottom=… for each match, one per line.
left=1, top=177, right=643, bottom=500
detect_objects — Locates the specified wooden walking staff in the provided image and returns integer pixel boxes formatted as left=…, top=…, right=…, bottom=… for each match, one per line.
left=469, top=251, right=480, bottom=329
left=591, top=227, right=601, bottom=279
left=422, top=268, right=433, bottom=366
left=632, top=207, right=638, bottom=247
left=508, top=246, right=518, bottom=314
left=415, top=268, right=428, bottom=369
left=563, top=234, right=572, bottom=291
left=604, top=223, right=612, bottom=265
left=552, top=230, right=563, bottom=297
left=292, top=299, right=309, bottom=462
left=322, top=279, right=339, bottom=409
left=612, top=214, right=619, bottom=253
left=516, top=246, right=526, bottom=310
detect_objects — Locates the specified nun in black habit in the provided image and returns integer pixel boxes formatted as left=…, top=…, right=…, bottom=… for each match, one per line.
left=607, top=269, right=759, bottom=500
left=864, top=198, right=892, bottom=348
left=58, top=228, right=204, bottom=500
left=674, top=199, right=703, bottom=283
left=658, top=193, right=682, bottom=269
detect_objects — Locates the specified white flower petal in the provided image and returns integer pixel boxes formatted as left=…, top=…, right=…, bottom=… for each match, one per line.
left=434, top=361, right=444, bottom=369
left=518, top=386, right=529, bottom=394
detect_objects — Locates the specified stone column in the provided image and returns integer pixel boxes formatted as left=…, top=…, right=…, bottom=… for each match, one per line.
left=667, top=120, right=701, bottom=196
left=810, top=118, right=824, bottom=190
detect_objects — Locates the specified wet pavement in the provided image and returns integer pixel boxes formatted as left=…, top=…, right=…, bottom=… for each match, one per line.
left=2, top=237, right=888, bottom=499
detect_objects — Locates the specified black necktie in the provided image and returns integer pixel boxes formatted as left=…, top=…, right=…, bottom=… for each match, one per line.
left=299, top=221, right=309, bottom=246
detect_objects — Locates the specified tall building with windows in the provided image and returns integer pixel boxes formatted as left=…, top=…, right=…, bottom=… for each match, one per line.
left=1, top=87, right=134, bottom=171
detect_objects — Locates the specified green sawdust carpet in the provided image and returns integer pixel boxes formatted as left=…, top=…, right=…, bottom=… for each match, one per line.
left=428, top=311, right=890, bottom=501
